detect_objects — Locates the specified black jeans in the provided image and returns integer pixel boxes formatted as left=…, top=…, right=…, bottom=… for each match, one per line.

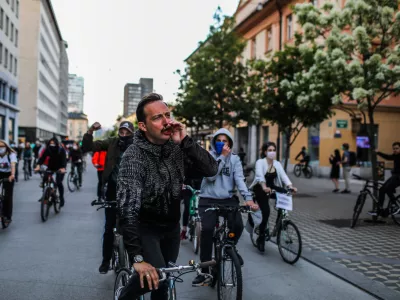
left=118, top=223, right=180, bottom=300
left=97, top=170, right=103, bottom=198
left=199, top=197, right=243, bottom=273
left=103, top=180, right=117, bottom=263
left=0, top=172, right=14, bottom=219
left=181, top=189, right=192, bottom=227
left=43, top=173, right=65, bottom=202
left=378, top=175, right=400, bottom=208
left=71, top=162, right=83, bottom=185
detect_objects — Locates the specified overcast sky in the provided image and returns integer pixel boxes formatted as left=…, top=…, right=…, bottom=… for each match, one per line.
left=51, top=0, right=240, bottom=127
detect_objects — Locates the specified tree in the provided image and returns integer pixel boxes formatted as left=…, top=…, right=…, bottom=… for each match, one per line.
left=247, top=35, right=335, bottom=171
left=175, top=8, right=255, bottom=130
left=294, top=0, right=400, bottom=184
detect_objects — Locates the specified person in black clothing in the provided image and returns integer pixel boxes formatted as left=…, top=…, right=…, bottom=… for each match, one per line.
left=69, top=142, right=83, bottom=187
left=295, top=146, right=310, bottom=175
left=33, top=141, right=41, bottom=167
left=82, top=120, right=135, bottom=274
left=368, top=142, right=400, bottom=216
left=238, top=147, right=246, bottom=166
left=34, top=138, right=67, bottom=207
left=116, top=93, right=218, bottom=300
left=329, top=149, right=341, bottom=192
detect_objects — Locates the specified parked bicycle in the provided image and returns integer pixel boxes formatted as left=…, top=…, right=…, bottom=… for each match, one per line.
left=183, top=185, right=201, bottom=254
left=114, top=260, right=216, bottom=300
left=67, top=169, right=80, bottom=192
left=204, top=205, right=252, bottom=300
left=0, top=178, right=10, bottom=229
left=38, top=168, right=62, bottom=222
left=293, top=161, right=313, bottom=179
left=91, top=199, right=130, bottom=273
left=248, top=189, right=302, bottom=264
left=350, top=174, right=400, bottom=228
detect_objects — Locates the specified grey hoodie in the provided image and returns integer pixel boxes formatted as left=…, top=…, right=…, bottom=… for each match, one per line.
left=199, top=128, right=253, bottom=201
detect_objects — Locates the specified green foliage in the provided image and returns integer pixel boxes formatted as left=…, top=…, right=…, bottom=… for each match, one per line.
left=174, top=8, right=254, bottom=129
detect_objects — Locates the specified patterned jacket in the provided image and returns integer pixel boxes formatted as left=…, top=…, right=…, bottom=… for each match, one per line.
left=117, top=130, right=218, bottom=257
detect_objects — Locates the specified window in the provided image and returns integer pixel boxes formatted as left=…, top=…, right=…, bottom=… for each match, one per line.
left=11, top=0, right=15, bottom=11
left=286, top=14, right=293, bottom=40
left=6, top=16, right=9, bottom=36
left=4, top=48, right=8, bottom=68
left=9, top=88, right=16, bottom=105
left=308, top=124, right=320, bottom=161
left=251, top=37, right=256, bottom=59
left=0, top=115, right=4, bottom=140
left=15, top=29, right=18, bottom=47
left=10, top=23, right=14, bottom=42
left=0, top=43, right=2, bottom=64
left=266, top=27, right=273, bottom=52
left=8, top=118, right=15, bottom=142
left=16, top=1, right=19, bottom=18
left=14, top=57, right=17, bottom=76
left=0, top=8, right=3, bottom=29
left=9, top=53, right=13, bottom=72
left=263, top=126, right=269, bottom=143
left=0, top=81, right=7, bottom=100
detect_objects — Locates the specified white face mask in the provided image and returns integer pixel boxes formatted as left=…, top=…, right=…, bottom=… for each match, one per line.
left=267, top=151, right=276, bottom=160
left=0, top=148, right=6, bottom=155
left=73, top=146, right=78, bottom=150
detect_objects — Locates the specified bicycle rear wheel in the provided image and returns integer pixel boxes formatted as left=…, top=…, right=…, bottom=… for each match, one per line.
left=67, top=172, right=76, bottom=192
left=53, top=192, right=61, bottom=214
left=293, top=165, right=301, bottom=177
left=193, top=220, right=201, bottom=254
left=40, top=188, right=51, bottom=222
left=217, top=247, right=243, bottom=300
left=277, top=220, right=302, bottom=264
left=350, top=193, right=366, bottom=228
left=390, top=195, right=400, bottom=226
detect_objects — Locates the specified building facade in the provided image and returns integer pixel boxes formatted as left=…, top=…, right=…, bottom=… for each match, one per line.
left=68, top=74, right=84, bottom=113
left=0, top=0, right=19, bottom=143
left=18, top=0, right=68, bottom=142
left=67, top=112, right=88, bottom=141
left=123, top=78, right=153, bottom=117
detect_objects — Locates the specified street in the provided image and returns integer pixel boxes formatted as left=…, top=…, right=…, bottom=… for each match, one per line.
left=0, top=162, right=378, bottom=300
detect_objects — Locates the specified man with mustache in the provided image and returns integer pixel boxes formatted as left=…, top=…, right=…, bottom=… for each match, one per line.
left=116, top=93, right=218, bottom=300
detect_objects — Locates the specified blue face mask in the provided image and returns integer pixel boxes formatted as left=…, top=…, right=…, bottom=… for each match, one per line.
left=215, top=141, right=225, bottom=155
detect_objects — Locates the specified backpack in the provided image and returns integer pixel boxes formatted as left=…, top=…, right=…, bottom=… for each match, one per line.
left=349, top=151, right=357, bottom=167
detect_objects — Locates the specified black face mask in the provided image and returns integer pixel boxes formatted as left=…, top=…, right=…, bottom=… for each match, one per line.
left=119, top=135, right=133, bottom=151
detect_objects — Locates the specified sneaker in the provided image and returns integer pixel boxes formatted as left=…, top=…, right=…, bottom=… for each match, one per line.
left=340, top=190, right=351, bottom=194
left=332, top=189, right=339, bottom=193
left=192, top=274, right=211, bottom=287
left=256, top=235, right=265, bottom=253
left=367, top=210, right=378, bottom=216
left=99, top=261, right=110, bottom=274
left=60, top=199, right=65, bottom=207
left=180, top=230, right=187, bottom=240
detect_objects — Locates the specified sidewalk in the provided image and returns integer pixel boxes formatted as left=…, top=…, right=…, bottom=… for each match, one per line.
left=278, top=175, right=400, bottom=299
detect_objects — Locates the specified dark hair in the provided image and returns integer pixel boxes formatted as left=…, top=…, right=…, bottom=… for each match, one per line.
left=302, top=146, right=306, bottom=151
left=260, top=142, right=277, bottom=158
left=334, top=149, right=340, bottom=160
left=392, top=142, right=400, bottom=148
left=136, top=93, right=165, bottom=123
left=342, top=143, right=349, bottom=150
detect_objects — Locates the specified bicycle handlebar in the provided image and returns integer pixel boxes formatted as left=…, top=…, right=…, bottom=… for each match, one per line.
left=205, top=205, right=252, bottom=213
left=267, top=188, right=295, bottom=196
left=91, top=200, right=117, bottom=210
left=158, top=260, right=216, bottom=282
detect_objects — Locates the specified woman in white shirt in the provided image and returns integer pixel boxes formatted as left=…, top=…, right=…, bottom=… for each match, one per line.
left=250, top=142, right=297, bottom=252
left=0, top=140, right=17, bottom=227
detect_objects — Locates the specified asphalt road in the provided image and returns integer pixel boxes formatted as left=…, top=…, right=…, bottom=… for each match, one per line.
left=0, top=162, right=377, bottom=300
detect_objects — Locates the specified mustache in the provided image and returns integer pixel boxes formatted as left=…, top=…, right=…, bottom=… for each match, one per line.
left=161, top=125, right=173, bottom=133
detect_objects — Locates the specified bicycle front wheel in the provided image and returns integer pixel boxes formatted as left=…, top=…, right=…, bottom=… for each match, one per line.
left=277, top=220, right=302, bottom=264
left=67, top=172, right=76, bottom=192
left=193, top=220, right=201, bottom=254
left=305, top=166, right=313, bottom=179
left=40, top=188, right=51, bottom=222
left=391, top=195, right=400, bottom=226
left=217, top=247, right=243, bottom=300
left=114, top=268, right=132, bottom=300
left=350, top=193, right=366, bottom=228
left=293, top=165, right=301, bottom=177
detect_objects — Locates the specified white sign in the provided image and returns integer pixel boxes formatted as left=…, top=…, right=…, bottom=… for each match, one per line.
left=276, top=193, right=293, bottom=211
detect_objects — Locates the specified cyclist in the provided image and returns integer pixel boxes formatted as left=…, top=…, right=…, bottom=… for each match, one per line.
left=369, top=142, right=400, bottom=216
left=116, top=93, right=218, bottom=300
left=192, top=128, right=258, bottom=286
left=34, top=138, right=67, bottom=207
left=295, top=146, right=310, bottom=176
left=33, top=141, right=41, bottom=167
left=23, top=142, right=33, bottom=177
left=0, top=140, right=17, bottom=226
left=82, top=120, right=135, bottom=274
left=250, top=142, right=297, bottom=253
left=69, top=142, right=83, bottom=187
left=92, top=150, right=106, bottom=199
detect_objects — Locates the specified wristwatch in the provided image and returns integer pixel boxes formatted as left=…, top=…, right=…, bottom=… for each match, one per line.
left=134, top=255, right=144, bottom=263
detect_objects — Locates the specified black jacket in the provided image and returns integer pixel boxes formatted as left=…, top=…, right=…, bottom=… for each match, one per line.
left=377, top=152, right=400, bottom=175
left=37, top=147, right=67, bottom=171
left=82, top=133, right=121, bottom=184
left=69, top=149, right=83, bottom=163
left=117, top=131, right=218, bottom=257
